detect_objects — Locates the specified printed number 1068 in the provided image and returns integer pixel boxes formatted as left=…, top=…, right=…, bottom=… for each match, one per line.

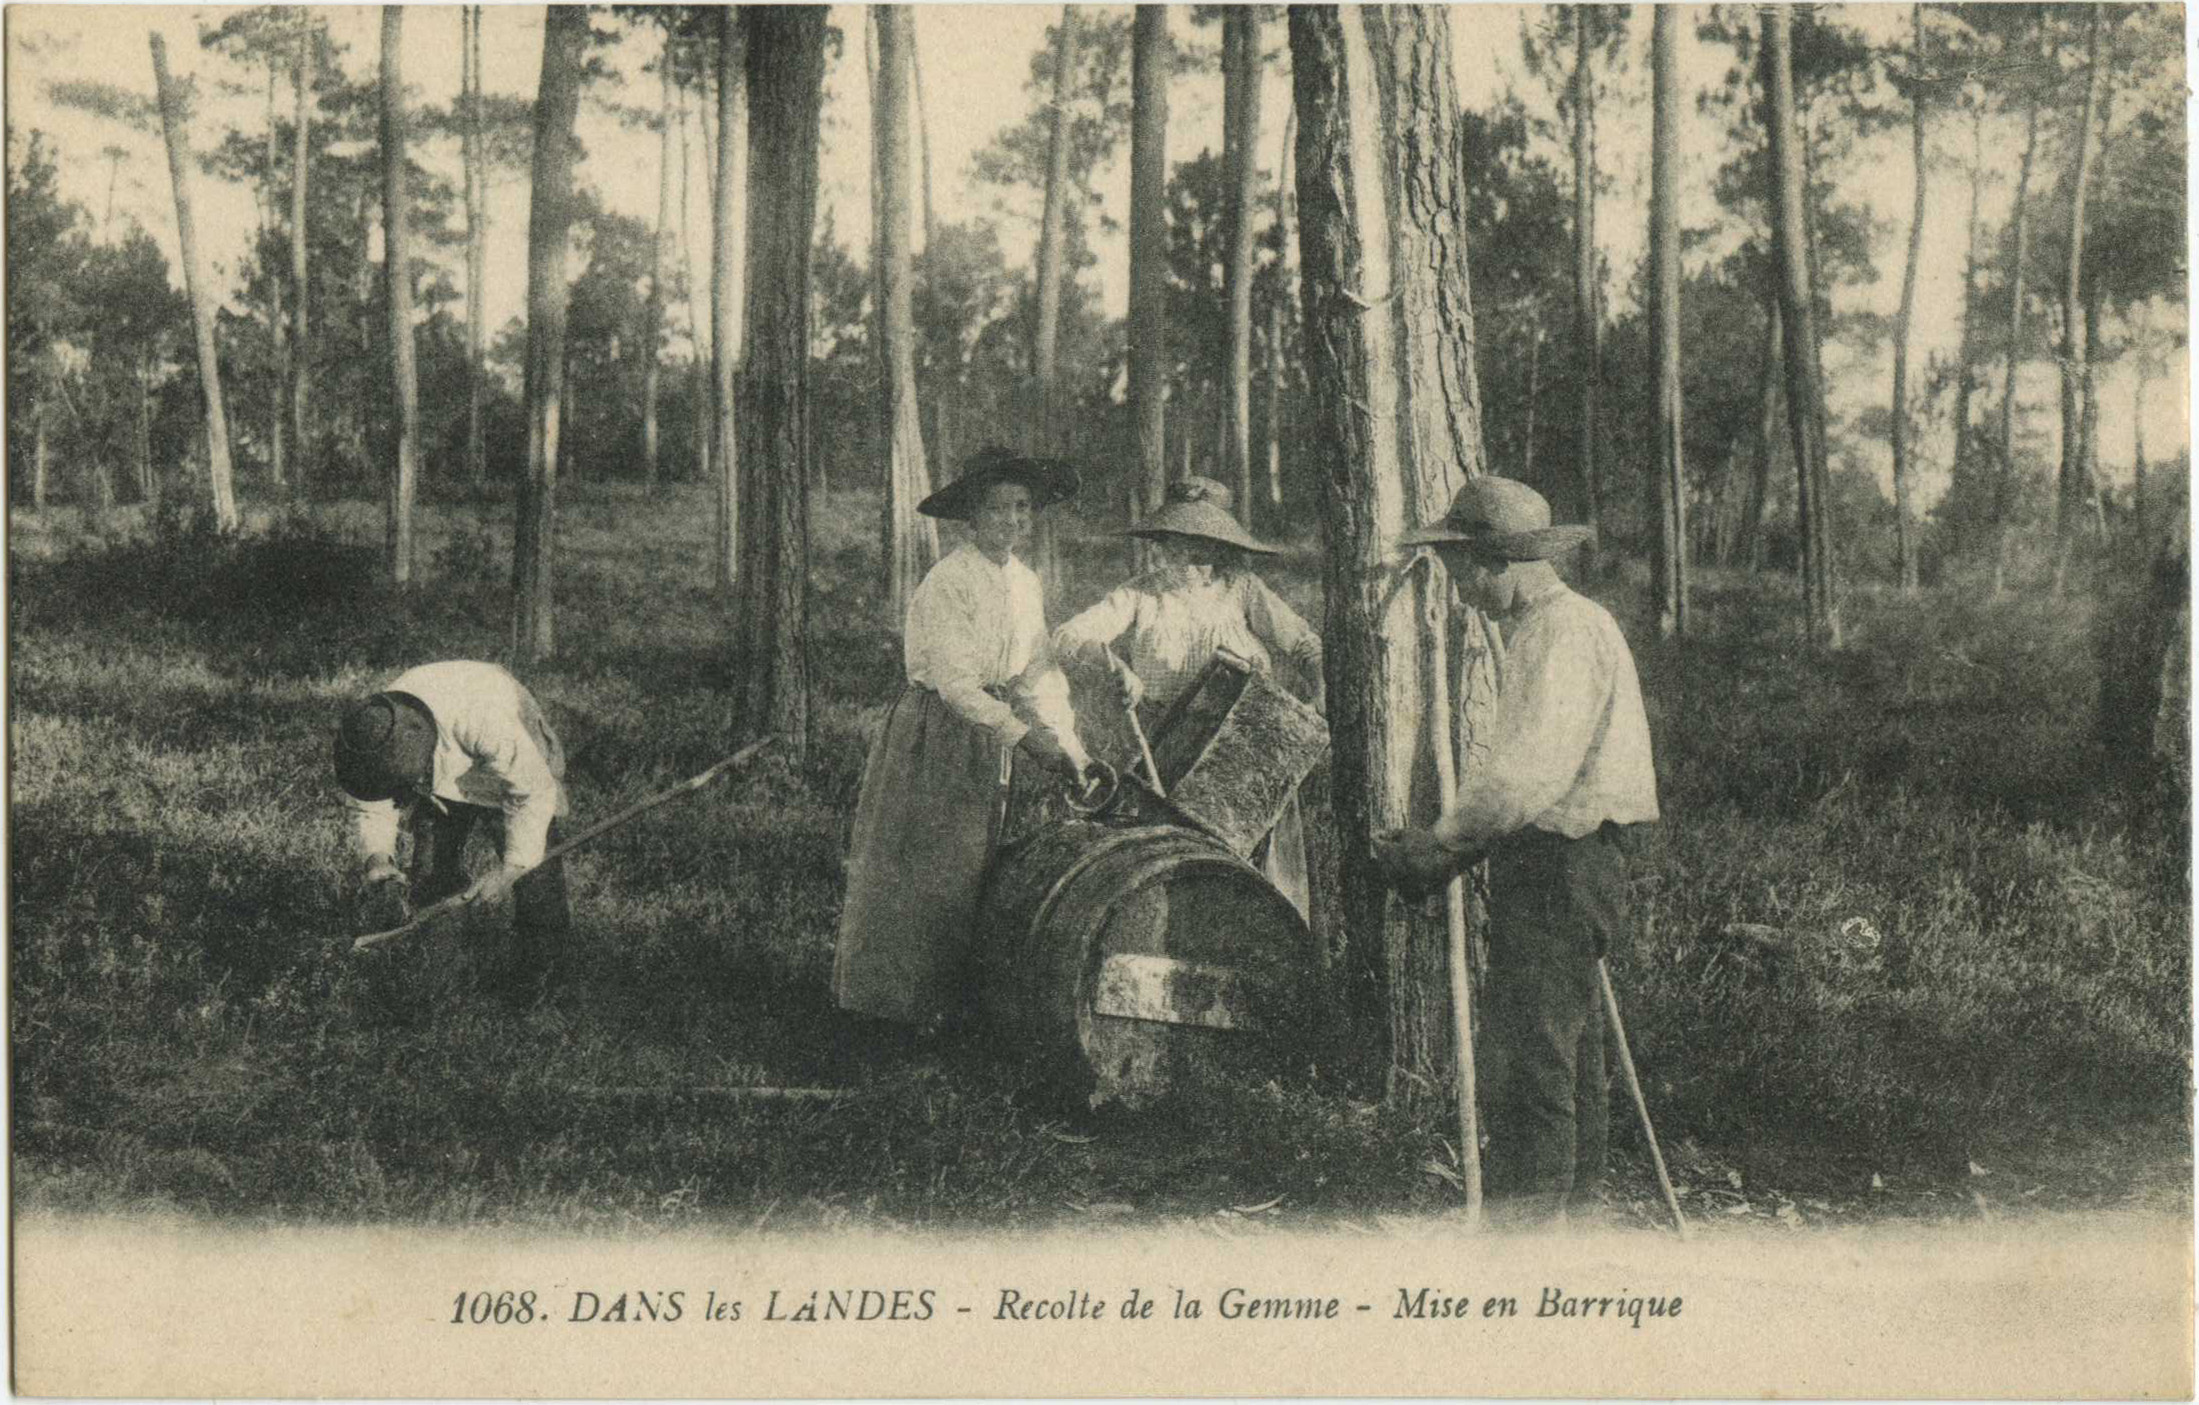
left=452, top=1290, right=539, bottom=1324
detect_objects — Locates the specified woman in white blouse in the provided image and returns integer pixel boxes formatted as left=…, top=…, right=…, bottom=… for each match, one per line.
left=834, top=448, right=1094, bottom=1030
left=1053, top=476, right=1323, bottom=919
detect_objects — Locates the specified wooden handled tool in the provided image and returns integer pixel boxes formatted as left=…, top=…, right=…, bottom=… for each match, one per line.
left=351, top=735, right=779, bottom=954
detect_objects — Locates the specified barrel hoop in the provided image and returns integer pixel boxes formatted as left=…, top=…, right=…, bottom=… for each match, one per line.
left=1064, top=846, right=1288, bottom=1024
left=1020, top=825, right=1198, bottom=969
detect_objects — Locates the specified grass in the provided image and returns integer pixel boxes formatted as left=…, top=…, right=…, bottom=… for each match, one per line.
left=9, top=483, right=2189, bottom=1232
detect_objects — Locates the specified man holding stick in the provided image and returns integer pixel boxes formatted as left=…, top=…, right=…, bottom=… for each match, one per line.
left=1374, top=478, right=1660, bottom=1226
left=333, top=660, right=571, bottom=1003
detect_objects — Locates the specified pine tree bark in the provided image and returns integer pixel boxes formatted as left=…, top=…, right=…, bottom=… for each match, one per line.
left=1570, top=4, right=1601, bottom=573
left=381, top=7, right=420, bottom=585
left=681, top=85, right=711, bottom=493
left=876, top=5, right=937, bottom=619
left=1223, top=6, right=1262, bottom=528
left=512, top=6, right=587, bottom=664
left=149, top=32, right=238, bottom=531
left=265, top=65, right=286, bottom=492
left=1647, top=5, right=1685, bottom=637
left=1128, top=6, right=1171, bottom=552
left=910, top=16, right=937, bottom=255
left=732, top=6, right=824, bottom=755
left=463, top=5, right=487, bottom=487
left=712, top=9, right=749, bottom=594
left=1266, top=104, right=1295, bottom=516
left=1951, top=103, right=1984, bottom=523
left=1740, top=299, right=1780, bottom=570
left=1290, top=5, right=1489, bottom=1101
left=1994, top=16, right=2047, bottom=595
left=644, top=35, right=675, bottom=489
left=1764, top=7, right=1837, bottom=645
left=1031, top=5, right=1080, bottom=454
left=1890, top=2, right=1927, bottom=593
left=290, top=15, right=312, bottom=495
left=2052, top=7, right=2104, bottom=596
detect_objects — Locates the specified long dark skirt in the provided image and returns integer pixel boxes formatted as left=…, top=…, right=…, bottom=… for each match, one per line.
left=833, top=687, right=1011, bottom=1025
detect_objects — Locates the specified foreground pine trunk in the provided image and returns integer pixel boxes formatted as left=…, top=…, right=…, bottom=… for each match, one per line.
left=512, top=7, right=587, bottom=665
left=1890, top=2, right=1927, bottom=593
left=875, top=5, right=937, bottom=618
left=291, top=14, right=313, bottom=494
left=731, top=6, right=825, bottom=755
left=2052, top=8, right=2104, bottom=597
left=1291, top=4, right=1489, bottom=1100
left=1128, top=7, right=1170, bottom=547
left=381, top=7, right=419, bottom=585
left=1223, top=6, right=1262, bottom=527
left=1764, top=8, right=1838, bottom=646
left=1646, top=5, right=1685, bottom=637
left=712, top=10, right=748, bottom=595
left=149, top=33, right=238, bottom=531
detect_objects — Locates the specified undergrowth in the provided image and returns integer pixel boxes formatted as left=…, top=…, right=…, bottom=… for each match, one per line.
left=9, top=487, right=2188, bottom=1228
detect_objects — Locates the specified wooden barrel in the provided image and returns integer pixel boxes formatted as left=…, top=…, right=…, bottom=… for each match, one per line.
left=976, top=821, right=1319, bottom=1105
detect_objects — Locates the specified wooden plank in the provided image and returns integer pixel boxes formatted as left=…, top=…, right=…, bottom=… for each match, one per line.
left=1092, top=953, right=1273, bottom=1032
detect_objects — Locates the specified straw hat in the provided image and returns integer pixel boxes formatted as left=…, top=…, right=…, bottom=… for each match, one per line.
left=918, top=445, right=1081, bottom=520
left=333, top=692, right=438, bottom=802
left=1121, top=477, right=1281, bottom=556
left=1398, top=476, right=1596, bottom=561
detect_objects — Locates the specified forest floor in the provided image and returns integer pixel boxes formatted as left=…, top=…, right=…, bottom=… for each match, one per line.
left=9, top=482, right=2190, bottom=1237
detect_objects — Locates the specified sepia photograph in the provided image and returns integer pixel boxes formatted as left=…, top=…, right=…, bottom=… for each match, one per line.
left=6, top=2, right=2192, bottom=1397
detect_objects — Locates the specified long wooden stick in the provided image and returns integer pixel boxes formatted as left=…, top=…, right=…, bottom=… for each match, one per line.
left=351, top=736, right=779, bottom=953
left=1419, top=555, right=1483, bottom=1225
left=1598, top=957, right=1690, bottom=1239
left=1104, top=643, right=1168, bottom=798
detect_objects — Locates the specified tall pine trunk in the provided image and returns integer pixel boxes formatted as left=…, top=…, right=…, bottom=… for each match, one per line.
left=381, top=7, right=419, bottom=586
left=1570, top=5, right=1601, bottom=573
left=463, top=5, right=487, bottom=487
left=2052, top=7, right=2104, bottom=596
left=681, top=81, right=710, bottom=493
left=712, top=10, right=749, bottom=594
left=1740, top=300, right=1780, bottom=570
left=644, top=37, right=674, bottom=489
left=1291, top=5, right=1490, bottom=1110
left=876, top=5, right=937, bottom=619
left=1952, top=102, right=1984, bottom=528
left=1128, top=6, right=1170, bottom=552
left=265, top=65, right=286, bottom=492
left=149, top=33, right=238, bottom=531
left=1223, top=7, right=1262, bottom=527
left=513, top=7, right=587, bottom=665
left=732, top=6, right=826, bottom=756
left=290, top=15, right=312, bottom=495
left=1031, top=6, right=1079, bottom=452
left=910, top=16, right=937, bottom=254
left=1266, top=104, right=1295, bottom=516
left=1647, top=5, right=1685, bottom=637
left=1994, top=17, right=2047, bottom=595
left=1890, top=2, right=1927, bottom=593
left=1764, top=7, right=1837, bottom=645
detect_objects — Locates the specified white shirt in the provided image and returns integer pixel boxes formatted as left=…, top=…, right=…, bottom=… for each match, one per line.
left=346, top=661, right=570, bottom=871
left=903, top=543, right=1085, bottom=763
left=1436, top=577, right=1659, bottom=849
left=1054, top=565, right=1323, bottom=710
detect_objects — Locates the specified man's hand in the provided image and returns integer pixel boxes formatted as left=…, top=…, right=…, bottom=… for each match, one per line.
left=1111, top=659, right=1146, bottom=712
left=1372, top=826, right=1459, bottom=900
left=463, top=863, right=529, bottom=908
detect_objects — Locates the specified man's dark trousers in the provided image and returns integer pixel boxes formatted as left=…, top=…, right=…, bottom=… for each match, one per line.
left=1484, top=823, right=1632, bottom=1219
left=410, top=803, right=570, bottom=995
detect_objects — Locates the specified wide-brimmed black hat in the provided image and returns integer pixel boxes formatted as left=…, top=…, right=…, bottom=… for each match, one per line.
left=1121, top=476, right=1281, bottom=556
left=333, top=691, right=438, bottom=802
left=1398, top=476, right=1596, bottom=561
left=918, top=445, right=1081, bottom=520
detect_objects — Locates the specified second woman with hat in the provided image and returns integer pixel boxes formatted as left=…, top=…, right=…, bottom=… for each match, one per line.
left=834, top=446, right=1096, bottom=1035
left=1053, top=476, right=1323, bottom=918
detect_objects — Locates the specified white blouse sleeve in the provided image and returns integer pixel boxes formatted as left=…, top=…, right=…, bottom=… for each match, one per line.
left=904, top=559, right=1028, bottom=747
